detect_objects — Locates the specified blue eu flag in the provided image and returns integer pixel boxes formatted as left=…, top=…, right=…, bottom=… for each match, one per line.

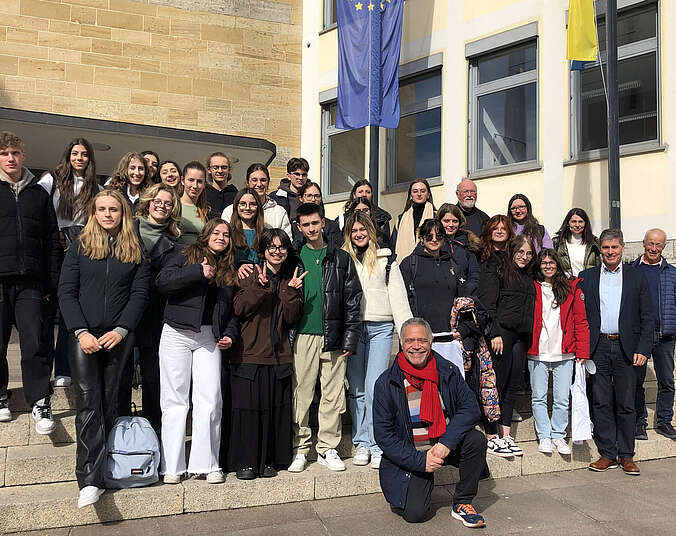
left=336, top=0, right=404, bottom=130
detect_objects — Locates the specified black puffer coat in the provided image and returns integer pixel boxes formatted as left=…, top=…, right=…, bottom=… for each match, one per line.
left=58, top=241, right=151, bottom=334
left=0, top=172, right=62, bottom=292
left=477, top=250, right=535, bottom=338
left=156, top=249, right=239, bottom=343
left=297, top=239, right=363, bottom=353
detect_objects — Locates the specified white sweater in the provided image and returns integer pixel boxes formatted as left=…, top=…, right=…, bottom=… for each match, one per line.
left=531, top=282, right=574, bottom=363
left=567, top=234, right=586, bottom=278
left=38, top=173, right=102, bottom=229
left=353, top=248, right=412, bottom=335
left=221, top=195, right=292, bottom=239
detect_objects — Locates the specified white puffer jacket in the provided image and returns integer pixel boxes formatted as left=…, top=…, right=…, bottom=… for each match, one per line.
left=221, top=195, right=292, bottom=240
left=353, top=248, right=412, bottom=335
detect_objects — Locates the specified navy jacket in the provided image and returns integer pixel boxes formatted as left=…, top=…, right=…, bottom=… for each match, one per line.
left=579, top=263, right=654, bottom=362
left=631, top=256, right=676, bottom=337
left=373, top=353, right=480, bottom=508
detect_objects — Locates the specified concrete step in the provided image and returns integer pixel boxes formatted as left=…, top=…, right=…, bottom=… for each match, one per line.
left=4, top=443, right=75, bottom=486
left=6, top=384, right=143, bottom=412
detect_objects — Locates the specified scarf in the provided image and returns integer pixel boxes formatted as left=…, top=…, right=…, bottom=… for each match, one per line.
left=138, top=217, right=168, bottom=252
left=397, top=351, right=446, bottom=438
left=395, top=201, right=434, bottom=261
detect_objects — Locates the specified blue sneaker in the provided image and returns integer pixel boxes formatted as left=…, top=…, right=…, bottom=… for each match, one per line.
left=451, top=504, right=486, bottom=528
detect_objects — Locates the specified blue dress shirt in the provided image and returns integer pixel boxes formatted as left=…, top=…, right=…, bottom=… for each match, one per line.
left=600, top=262, right=623, bottom=334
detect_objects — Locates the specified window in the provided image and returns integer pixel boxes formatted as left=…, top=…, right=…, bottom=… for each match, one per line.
left=468, top=40, right=538, bottom=174
left=386, top=69, right=442, bottom=187
left=321, top=102, right=365, bottom=198
left=323, top=0, right=337, bottom=29
left=571, top=2, right=659, bottom=155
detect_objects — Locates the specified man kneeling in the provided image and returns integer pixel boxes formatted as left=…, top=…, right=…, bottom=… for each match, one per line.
left=374, top=317, right=487, bottom=528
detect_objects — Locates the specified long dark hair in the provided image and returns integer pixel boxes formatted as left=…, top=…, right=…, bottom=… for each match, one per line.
left=182, top=218, right=237, bottom=287
left=534, top=248, right=571, bottom=308
left=500, top=234, right=535, bottom=287
left=508, top=193, right=544, bottom=249
left=230, top=187, right=264, bottom=251
left=480, top=214, right=514, bottom=262
left=555, top=208, right=594, bottom=245
left=403, top=179, right=435, bottom=212
left=258, top=227, right=297, bottom=279
left=343, top=179, right=374, bottom=211
left=51, top=138, right=98, bottom=221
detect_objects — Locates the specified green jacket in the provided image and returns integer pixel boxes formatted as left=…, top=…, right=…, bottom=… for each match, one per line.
left=553, top=235, right=602, bottom=277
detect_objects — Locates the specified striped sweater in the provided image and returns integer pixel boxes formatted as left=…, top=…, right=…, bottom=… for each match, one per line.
left=404, top=378, right=450, bottom=451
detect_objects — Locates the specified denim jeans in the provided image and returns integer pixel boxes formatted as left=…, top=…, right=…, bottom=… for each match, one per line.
left=528, top=359, right=574, bottom=440
left=635, top=335, right=675, bottom=427
left=346, top=321, right=393, bottom=454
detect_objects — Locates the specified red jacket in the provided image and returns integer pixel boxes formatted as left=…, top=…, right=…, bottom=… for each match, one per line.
left=528, top=278, right=590, bottom=359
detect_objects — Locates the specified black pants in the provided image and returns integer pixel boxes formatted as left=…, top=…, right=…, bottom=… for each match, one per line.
left=493, top=331, right=528, bottom=427
left=395, top=429, right=487, bottom=523
left=69, top=333, right=134, bottom=489
left=592, top=338, right=636, bottom=460
left=138, top=345, right=161, bottom=432
left=0, top=280, right=53, bottom=407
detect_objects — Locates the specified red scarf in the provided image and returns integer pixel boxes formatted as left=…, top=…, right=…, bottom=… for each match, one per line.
left=397, top=351, right=446, bottom=439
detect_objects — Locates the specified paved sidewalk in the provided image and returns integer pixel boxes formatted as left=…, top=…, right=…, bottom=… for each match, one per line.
left=14, top=458, right=676, bottom=536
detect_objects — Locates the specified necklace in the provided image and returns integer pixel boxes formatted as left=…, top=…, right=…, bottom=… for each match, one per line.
left=306, top=246, right=325, bottom=265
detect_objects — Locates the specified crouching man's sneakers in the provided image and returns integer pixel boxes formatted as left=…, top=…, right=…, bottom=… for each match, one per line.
left=589, top=456, right=618, bottom=472
left=451, top=504, right=486, bottom=528
left=620, top=457, right=640, bottom=476
left=32, top=396, right=56, bottom=435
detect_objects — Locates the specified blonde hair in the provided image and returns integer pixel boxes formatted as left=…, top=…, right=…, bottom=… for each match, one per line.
left=79, top=189, right=143, bottom=264
left=137, top=183, right=182, bottom=238
left=0, top=131, right=25, bottom=152
left=342, top=210, right=380, bottom=276
left=108, top=152, right=152, bottom=194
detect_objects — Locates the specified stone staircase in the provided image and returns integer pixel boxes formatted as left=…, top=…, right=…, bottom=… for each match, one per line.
left=1, top=362, right=675, bottom=533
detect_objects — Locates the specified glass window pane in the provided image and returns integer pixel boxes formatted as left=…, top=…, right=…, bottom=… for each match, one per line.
left=399, top=71, right=442, bottom=108
left=331, top=0, right=337, bottom=24
left=579, top=53, right=657, bottom=151
left=328, top=129, right=365, bottom=195
left=328, top=102, right=338, bottom=125
left=598, top=6, right=657, bottom=53
left=477, top=42, right=536, bottom=84
left=392, top=107, right=441, bottom=185
left=477, top=82, right=537, bottom=169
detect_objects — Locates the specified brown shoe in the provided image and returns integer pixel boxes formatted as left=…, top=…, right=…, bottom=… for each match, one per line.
left=589, top=456, right=618, bottom=472
left=620, top=457, right=640, bottom=476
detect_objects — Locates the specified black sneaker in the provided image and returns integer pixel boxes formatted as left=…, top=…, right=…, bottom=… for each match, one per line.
left=634, top=422, right=648, bottom=441
left=656, top=423, right=676, bottom=440
left=31, top=396, right=56, bottom=435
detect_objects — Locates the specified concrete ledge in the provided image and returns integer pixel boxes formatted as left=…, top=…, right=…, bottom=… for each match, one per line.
left=521, top=440, right=599, bottom=475
left=312, top=463, right=381, bottom=500
left=5, top=444, right=76, bottom=486
left=29, top=411, right=76, bottom=446
left=0, top=447, right=5, bottom=487
left=0, top=413, right=29, bottom=448
left=0, top=481, right=184, bottom=533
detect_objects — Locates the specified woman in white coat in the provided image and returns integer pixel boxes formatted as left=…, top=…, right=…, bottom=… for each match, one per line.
left=342, top=211, right=412, bottom=469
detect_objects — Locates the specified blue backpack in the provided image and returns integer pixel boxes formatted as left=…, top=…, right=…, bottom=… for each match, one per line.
left=104, top=415, right=161, bottom=489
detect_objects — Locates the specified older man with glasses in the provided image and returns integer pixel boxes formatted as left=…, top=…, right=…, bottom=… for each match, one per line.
left=455, top=179, right=489, bottom=236
left=374, top=317, right=488, bottom=528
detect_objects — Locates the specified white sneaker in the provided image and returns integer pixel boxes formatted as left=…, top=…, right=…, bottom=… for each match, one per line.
left=53, top=376, right=71, bottom=388
left=0, top=397, right=10, bottom=422
left=317, top=448, right=346, bottom=471
left=552, top=438, right=571, bottom=455
left=512, top=409, right=523, bottom=422
left=353, top=446, right=370, bottom=466
left=77, top=486, right=104, bottom=508
left=32, top=397, right=56, bottom=435
left=538, top=438, right=553, bottom=453
left=206, top=470, right=225, bottom=484
left=288, top=453, right=307, bottom=473
left=163, top=474, right=182, bottom=484
left=486, top=437, right=513, bottom=458
left=370, top=452, right=382, bottom=469
left=502, top=436, right=523, bottom=456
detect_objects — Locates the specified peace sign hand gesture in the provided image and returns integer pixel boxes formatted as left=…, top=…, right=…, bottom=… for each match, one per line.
left=256, top=263, right=269, bottom=287
left=288, top=267, right=309, bottom=289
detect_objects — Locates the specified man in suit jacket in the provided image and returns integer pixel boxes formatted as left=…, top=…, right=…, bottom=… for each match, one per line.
left=579, top=228, right=654, bottom=476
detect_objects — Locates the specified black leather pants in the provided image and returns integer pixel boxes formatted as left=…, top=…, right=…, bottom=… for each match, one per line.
left=68, top=333, right=134, bottom=489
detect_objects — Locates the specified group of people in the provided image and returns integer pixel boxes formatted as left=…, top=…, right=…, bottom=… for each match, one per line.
left=1, top=130, right=675, bottom=528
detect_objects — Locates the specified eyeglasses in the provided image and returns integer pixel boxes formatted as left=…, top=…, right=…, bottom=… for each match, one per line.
left=151, top=199, right=174, bottom=209
left=266, top=245, right=288, bottom=253
left=458, top=189, right=476, bottom=196
left=302, top=194, right=322, bottom=201
left=210, top=165, right=230, bottom=171
left=515, top=250, right=533, bottom=259
left=238, top=202, right=258, bottom=209
left=510, top=204, right=527, bottom=212
left=540, top=261, right=557, bottom=267
left=403, top=338, right=430, bottom=345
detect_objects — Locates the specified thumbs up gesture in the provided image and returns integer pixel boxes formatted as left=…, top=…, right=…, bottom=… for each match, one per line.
left=201, top=257, right=215, bottom=279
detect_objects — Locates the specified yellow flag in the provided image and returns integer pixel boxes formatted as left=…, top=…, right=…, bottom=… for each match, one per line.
left=567, top=0, right=598, bottom=61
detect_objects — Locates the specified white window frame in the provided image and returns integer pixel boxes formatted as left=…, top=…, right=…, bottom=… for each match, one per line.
left=323, top=0, right=337, bottom=31
left=568, top=0, right=661, bottom=162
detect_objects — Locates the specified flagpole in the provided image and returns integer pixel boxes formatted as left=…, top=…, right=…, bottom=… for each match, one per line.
left=606, top=0, right=621, bottom=229
left=370, top=127, right=379, bottom=205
